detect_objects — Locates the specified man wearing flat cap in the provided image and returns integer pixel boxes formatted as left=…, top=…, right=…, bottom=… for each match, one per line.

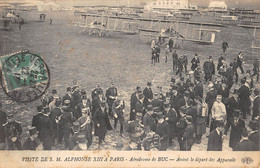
left=143, top=82, right=153, bottom=109
left=169, top=86, right=183, bottom=112
left=207, top=121, right=225, bottom=151
left=155, top=112, right=170, bottom=151
left=4, top=114, right=22, bottom=150
left=23, top=127, right=42, bottom=150
left=130, top=86, right=142, bottom=121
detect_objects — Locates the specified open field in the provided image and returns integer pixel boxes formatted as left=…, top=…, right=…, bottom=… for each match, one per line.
left=0, top=10, right=259, bottom=150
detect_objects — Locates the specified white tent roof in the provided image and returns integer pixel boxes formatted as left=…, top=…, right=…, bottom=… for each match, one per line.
left=208, top=1, right=227, bottom=9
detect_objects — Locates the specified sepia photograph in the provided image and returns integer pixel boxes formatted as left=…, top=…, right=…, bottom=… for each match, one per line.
left=0, top=0, right=259, bottom=167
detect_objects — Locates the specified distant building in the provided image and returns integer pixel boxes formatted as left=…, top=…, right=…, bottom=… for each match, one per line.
left=208, top=1, right=227, bottom=9
left=145, top=0, right=189, bottom=10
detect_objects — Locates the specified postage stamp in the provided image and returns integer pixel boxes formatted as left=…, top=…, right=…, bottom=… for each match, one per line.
left=0, top=50, right=50, bottom=102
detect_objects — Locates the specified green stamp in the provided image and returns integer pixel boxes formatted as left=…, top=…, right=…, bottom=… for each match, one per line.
left=0, top=50, right=50, bottom=102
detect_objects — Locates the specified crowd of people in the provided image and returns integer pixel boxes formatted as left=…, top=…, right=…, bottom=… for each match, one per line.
left=0, top=39, right=259, bottom=151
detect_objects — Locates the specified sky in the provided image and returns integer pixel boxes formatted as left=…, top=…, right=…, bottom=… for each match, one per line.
left=0, top=0, right=259, bottom=9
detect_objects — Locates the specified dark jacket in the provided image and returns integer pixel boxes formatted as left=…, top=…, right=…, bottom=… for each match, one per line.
left=229, top=118, right=245, bottom=149
left=143, top=112, right=156, bottom=131
left=32, top=113, right=44, bottom=132
left=130, top=92, right=139, bottom=111
left=225, top=97, right=239, bottom=119
left=238, top=85, right=251, bottom=107
left=93, top=107, right=112, bottom=137
left=23, top=137, right=41, bottom=150
left=0, top=110, right=7, bottom=143
left=205, top=89, right=217, bottom=108
left=143, top=87, right=153, bottom=108
left=252, top=96, right=260, bottom=119
left=194, top=82, right=203, bottom=99
left=233, top=139, right=257, bottom=151
left=155, top=120, right=170, bottom=150
left=207, top=130, right=223, bottom=151
left=39, top=115, right=53, bottom=149
left=191, top=57, right=200, bottom=71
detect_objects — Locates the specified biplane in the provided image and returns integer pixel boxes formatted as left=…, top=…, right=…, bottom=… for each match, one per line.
left=137, top=17, right=222, bottom=45
left=0, top=18, right=11, bottom=30
left=75, top=13, right=140, bottom=37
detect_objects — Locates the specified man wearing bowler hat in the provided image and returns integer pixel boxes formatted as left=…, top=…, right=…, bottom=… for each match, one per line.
left=62, top=87, right=73, bottom=107
left=155, top=112, right=170, bottom=151
left=76, top=95, right=91, bottom=120
left=130, top=86, right=142, bottom=121
left=143, top=82, right=153, bottom=109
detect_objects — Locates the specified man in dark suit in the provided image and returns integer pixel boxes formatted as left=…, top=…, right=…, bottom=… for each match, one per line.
left=62, top=87, right=73, bottom=107
left=151, top=93, right=163, bottom=112
left=93, top=101, right=113, bottom=149
left=49, top=99, right=62, bottom=145
left=163, top=101, right=178, bottom=146
left=191, top=53, right=200, bottom=71
left=155, top=112, right=170, bottom=151
left=0, top=103, right=7, bottom=149
left=207, top=121, right=224, bottom=151
left=76, top=95, right=91, bottom=120
left=182, top=115, right=195, bottom=151
left=203, top=56, right=215, bottom=82
left=106, top=81, right=118, bottom=117
left=143, top=105, right=156, bottom=132
left=112, top=96, right=125, bottom=137
left=23, top=127, right=42, bottom=150
left=234, top=128, right=257, bottom=151
left=226, top=63, right=234, bottom=90
left=39, top=107, right=53, bottom=150
left=172, top=50, right=178, bottom=71
left=143, top=82, right=153, bottom=109
left=238, top=79, right=251, bottom=119
left=248, top=119, right=259, bottom=150
left=32, top=106, right=44, bottom=134
left=130, top=86, right=142, bottom=121
left=71, top=84, right=81, bottom=109
left=59, top=100, right=75, bottom=148
left=224, top=90, right=239, bottom=134
left=194, top=79, right=203, bottom=99
left=226, top=111, right=245, bottom=150
left=252, top=89, right=260, bottom=120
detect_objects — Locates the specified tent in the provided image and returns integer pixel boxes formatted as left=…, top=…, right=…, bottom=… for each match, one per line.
left=208, top=1, right=227, bottom=9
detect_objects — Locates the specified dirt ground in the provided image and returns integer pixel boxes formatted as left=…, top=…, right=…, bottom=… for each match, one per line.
left=0, top=10, right=259, bottom=151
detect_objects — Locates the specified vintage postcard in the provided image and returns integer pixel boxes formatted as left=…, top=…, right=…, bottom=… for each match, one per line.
left=0, top=0, right=259, bottom=167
